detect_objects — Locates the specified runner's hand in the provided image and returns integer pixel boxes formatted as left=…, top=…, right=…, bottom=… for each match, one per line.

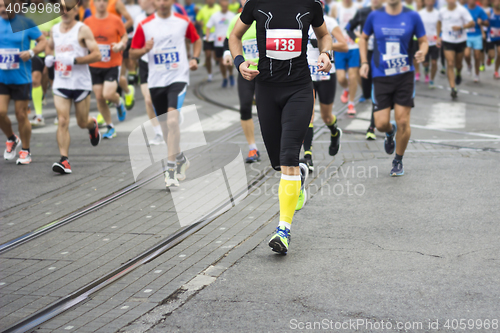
left=239, top=60, right=259, bottom=81
left=223, top=54, right=233, bottom=66
left=145, top=38, right=154, bottom=52
left=57, top=54, right=74, bottom=66
left=19, top=51, right=31, bottom=62
left=111, top=42, right=124, bottom=53
left=189, top=59, right=198, bottom=70
left=414, top=50, right=425, bottom=63
left=360, top=63, right=370, bottom=79
left=451, top=26, right=462, bottom=31
left=317, top=53, right=332, bottom=73
left=436, top=37, right=442, bottom=48
left=45, top=55, right=55, bottom=68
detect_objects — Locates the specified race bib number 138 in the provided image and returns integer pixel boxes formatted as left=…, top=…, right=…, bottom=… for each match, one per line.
left=266, top=29, right=302, bottom=60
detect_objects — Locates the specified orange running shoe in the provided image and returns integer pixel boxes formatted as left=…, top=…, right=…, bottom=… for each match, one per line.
left=347, top=104, right=356, bottom=116
left=245, top=149, right=261, bottom=163
left=340, top=89, right=349, bottom=104
left=16, top=150, right=32, bottom=165
left=52, top=159, right=72, bottom=174
left=4, top=135, right=21, bottom=160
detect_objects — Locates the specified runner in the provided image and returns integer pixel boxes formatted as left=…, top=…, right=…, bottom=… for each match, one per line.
left=331, top=0, right=360, bottom=115
left=130, top=0, right=201, bottom=187
left=301, top=0, right=348, bottom=177
left=230, top=0, right=333, bottom=254
left=223, top=0, right=260, bottom=163
left=464, top=0, right=489, bottom=82
left=436, top=0, right=474, bottom=99
left=489, top=0, right=500, bottom=78
left=206, top=0, right=235, bottom=87
left=85, top=0, right=128, bottom=139
left=185, top=0, right=198, bottom=24
left=419, top=0, right=440, bottom=88
left=359, top=0, right=428, bottom=176
left=0, top=2, right=46, bottom=165
left=196, top=0, right=221, bottom=81
left=123, top=0, right=143, bottom=87
left=345, top=0, right=384, bottom=140
left=45, top=3, right=102, bottom=174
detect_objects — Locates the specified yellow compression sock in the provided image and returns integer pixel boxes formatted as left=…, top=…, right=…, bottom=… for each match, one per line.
left=278, top=174, right=301, bottom=228
left=32, top=86, right=43, bottom=116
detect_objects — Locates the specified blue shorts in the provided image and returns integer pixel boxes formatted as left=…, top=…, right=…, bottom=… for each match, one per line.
left=334, top=49, right=360, bottom=71
left=466, top=35, right=483, bottom=50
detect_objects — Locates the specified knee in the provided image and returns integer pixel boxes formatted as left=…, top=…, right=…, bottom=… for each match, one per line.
left=58, top=115, right=70, bottom=128
left=396, top=118, right=410, bottom=132
left=102, top=90, right=114, bottom=101
left=15, top=108, right=28, bottom=121
left=166, top=113, right=179, bottom=128
left=240, top=108, right=252, bottom=121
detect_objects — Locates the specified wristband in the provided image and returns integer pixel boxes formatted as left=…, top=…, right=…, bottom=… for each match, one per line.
left=29, top=50, right=35, bottom=58
left=192, top=57, right=200, bottom=64
left=362, top=62, right=369, bottom=65
left=234, top=55, right=245, bottom=73
left=74, top=58, right=77, bottom=65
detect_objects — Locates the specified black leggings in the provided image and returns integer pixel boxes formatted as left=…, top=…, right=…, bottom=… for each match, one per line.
left=255, top=82, right=314, bottom=171
left=361, top=50, right=373, bottom=100
left=238, top=72, right=255, bottom=120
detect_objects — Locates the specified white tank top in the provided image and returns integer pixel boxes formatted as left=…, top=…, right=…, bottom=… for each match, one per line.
left=337, top=3, right=359, bottom=49
left=52, top=21, right=92, bottom=91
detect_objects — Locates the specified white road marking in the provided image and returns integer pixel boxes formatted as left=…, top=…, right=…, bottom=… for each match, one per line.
left=426, top=102, right=466, bottom=129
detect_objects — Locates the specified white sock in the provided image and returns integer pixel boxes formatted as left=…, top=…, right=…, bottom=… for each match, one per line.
left=115, top=98, right=122, bottom=107
left=249, top=143, right=257, bottom=151
left=153, top=125, right=162, bottom=136
left=278, top=221, right=291, bottom=230
left=348, top=101, right=354, bottom=107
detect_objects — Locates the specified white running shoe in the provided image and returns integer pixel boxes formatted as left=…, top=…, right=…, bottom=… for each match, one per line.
left=4, top=136, right=21, bottom=160
left=149, top=134, right=165, bottom=145
left=176, top=156, right=190, bottom=181
left=30, top=115, right=45, bottom=127
left=165, top=167, right=180, bottom=187
left=16, top=150, right=32, bottom=165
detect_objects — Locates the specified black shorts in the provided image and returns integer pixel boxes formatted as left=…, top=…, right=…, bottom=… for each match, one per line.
left=31, top=56, right=45, bottom=73
left=214, top=47, right=224, bottom=58
left=48, top=66, right=55, bottom=81
left=149, top=82, right=187, bottom=116
left=425, top=45, right=439, bottom=62
left=313, top=74, right=336, bottom=105
left=487, top=40, right=500, bottom=49
left=372, top=71, right=414, bottom=112
left=255, top=81, right=314, bottom=171
left=123, top=39, right=132, bottom=59
left=203, top=41, right=214, bottom=51
left=443, top=41, right=466, bottom=53
left=139, top=59, right=148, bottom=84
left=90, top=66, right=120, bottom=85
left=53, top=88, right=91, bottom=102
left=0, top=83, right=31, bottom=100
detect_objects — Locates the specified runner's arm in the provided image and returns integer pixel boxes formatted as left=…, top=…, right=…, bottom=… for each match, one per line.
left=359, top=32, right=370, bottom=78
left=229, top=18, right=258, bottom=79
left=116, top=0, right=133, bottom=30
left=313, top=22, right=334, bottom=54
left=78, top=25, right=102, bottom=64
left=45, top=28, right=55, bottom=56
left=346, top=10, right=361, bottom=42
left=436, top=20, right=442, bottom=46
left=20, top=34, right=46, bottom=62
left=332, top=26, right=349, bottom=52
left=129, top=24, right=152, bottom=60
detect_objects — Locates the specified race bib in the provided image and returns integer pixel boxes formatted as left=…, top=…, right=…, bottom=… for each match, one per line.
left=154, top=48, right=180, bottom=71
left=382, top=53, right=410, bottom=76
left=427, top=35, right=438, bottom=45
left=98, top=44, right=111, bottom=62
left=466, top=27, right=476, bottom=33
left=55, top=61, right=72, bottom=78
left=0, top=49, right=20, bottom=70
left=242, top=39, right=259, bottom=59
left=448, top=29, right=464, bottom=39
left=266, top=29, right=302, bottom=60
left=309, top=64, right=331, bottom=81
left=490, top=27, right=500, bottom=38
left=215, top=35, right=225, bottom=47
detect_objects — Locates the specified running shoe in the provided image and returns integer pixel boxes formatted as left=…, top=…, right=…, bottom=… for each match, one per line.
left=359, top=96, right=366, bottom=103
left=295, top=162, right=308, bottom=211
left=466, top=65, right=472, bottom=75
left=207, top=74, right=213, bottom=82
left=116, top=99, right=127, bottom=122
left=347, top=104, right=356, bottom=116
left=52, top=159, right=72, bottom=174
left=149, top=134, right=165, bottom=145
left=54, top=117, right=59, bottom=125
left=245, top=149, right=261, bottom=163
left=440, top=68, right=446, bottom=75
left=473, top=75, right=479, bottom=83
left=384, top=121, right=397, bottom=155
left=176, top=156, right=190, bottom=181
left=102, top=126, right=116, bottom=139
left=429, top=81, right=435, bottom=89
left=16, top=150, right=31, bottom=165
left=229, top=75, right=235, bottom=87
left=495, top=72, right=500, bottom=80
left=329, top=128, right=342, bottom=156
left=451, top=87, right=458, bottom=100
left=479, top=64, right=485, bottom=72
left=165, top=167, right=179, bottom=187
left=415, top=72, right=420, bottom=81
left=366, top=127, right=376, bottom=140
left=4, top=135, right=21, bottom=160
left=222, top=78, right=228, bottom=88
left=425, top=74, right=430, bottom=83
left=89, top=118, right=101, bottom=146
left=124, top=85, right=135, bottom=110
left=487, top=58, right=492, bottom=66
left=96, top=113, right=105, bottom=127
left=30, top=115, right=45, bottom=127
left=340, top=89, right=349, bottom=104
left=455, top=74, right=462, bottom=85
left=390, top=159, right=404, bottom=177
left=268, top=226, right=291, bottom=254
left=303, top=153, right=314, bottom=173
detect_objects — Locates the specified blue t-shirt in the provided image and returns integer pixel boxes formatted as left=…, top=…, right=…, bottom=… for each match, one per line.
left=490, top=10, right=500, bottom=42
left=0, top=16, right=41, bottom=85
left=363, top=7, right=425, bottom=78
left=185, top=3, right=197, bottom=23
left=465, top=5, right=488, bottom=37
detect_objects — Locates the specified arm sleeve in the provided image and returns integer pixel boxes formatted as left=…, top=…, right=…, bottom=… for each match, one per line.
left=346, top=11, right=361, bottom=41
left=363, top=11, right=374, bottom=36
left=185, top=21, right=200, bottom=43
left=131, top=24, right=146, bottom=49
left=311, top=0, right=325, bottom=28
left=240, top=0, right=255, bottom=25
left=414, top=12, right=426, bottom=38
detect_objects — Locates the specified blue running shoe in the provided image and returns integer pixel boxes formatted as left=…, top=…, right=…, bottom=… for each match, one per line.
left=116, top=99, right=127, bottom=122
left=245, top=149, right=261, bottom=163
left=222, top=78, right=228, bottom=88
left=384, top=121, right=397, bottom=155
left=229, top=75, right=235, bottom=87
left=359, top=96, right=366, bottom=103
left=102, top=126, right=116, bottom=139
left=268, top=226, right=291, bottom=254
left=390, top=159, right=404, bottom=177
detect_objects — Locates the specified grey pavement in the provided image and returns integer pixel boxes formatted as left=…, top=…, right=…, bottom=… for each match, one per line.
left=0, top=60, right=499, bottom=333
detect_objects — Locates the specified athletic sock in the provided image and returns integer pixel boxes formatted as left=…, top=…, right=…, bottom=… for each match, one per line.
left=176, top=152, right=185, bottom=162
left=278, top=174, right=301, bottom=228
left=348, top=101, right=354, bottom=107
left=395, top=154, right=403, bottom=161
left=303, top=123, right=313, bottom=153
left=22, top=148, right=30, bottom=153
left=60, top=156, right=68, bottom=162
left=167, top=160, right=176, bottom=169
left=7, top=135, right=16, bottom=142
left=32, top=86, right=43, bottom=116
left=248, top=143, right=257, bottom=151
left=153, top=125, right=162, bottom=136
left=327, top=115, right=338, bottom=136
left=107, top=124, right=114, bottom=130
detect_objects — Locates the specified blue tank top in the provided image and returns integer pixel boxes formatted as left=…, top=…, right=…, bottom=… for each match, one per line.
left=489, top=10, right=500, bottom=42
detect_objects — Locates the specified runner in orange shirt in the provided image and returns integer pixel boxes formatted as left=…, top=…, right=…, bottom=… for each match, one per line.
left=84, top=0, right=128, bottom=139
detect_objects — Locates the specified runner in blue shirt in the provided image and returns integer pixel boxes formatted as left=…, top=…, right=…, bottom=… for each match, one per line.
left=464, top=0, right=489, bottom=82
left=489, top=0, right=500, bottom=78
left=0, top=3, right=46, bottom=165
left=359, top=0, right=428, bottom=177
